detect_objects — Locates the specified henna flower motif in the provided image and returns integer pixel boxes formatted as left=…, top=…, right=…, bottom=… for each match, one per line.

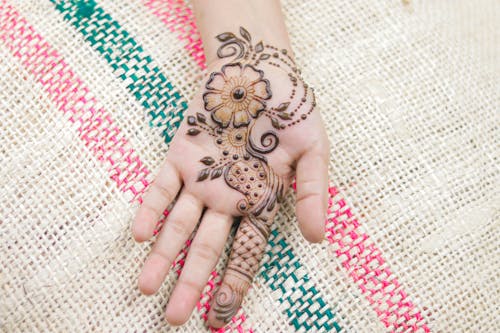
left=203, top=63, right=272, bottom=128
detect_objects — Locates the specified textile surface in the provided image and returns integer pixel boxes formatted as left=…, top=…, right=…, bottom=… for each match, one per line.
left=0, top=0, right=498, bottom=332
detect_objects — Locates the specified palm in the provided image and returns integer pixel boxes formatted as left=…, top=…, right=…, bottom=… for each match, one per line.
left=132, top=27, right=329, bottom=329
left=168, top=63, right=324, bottom=214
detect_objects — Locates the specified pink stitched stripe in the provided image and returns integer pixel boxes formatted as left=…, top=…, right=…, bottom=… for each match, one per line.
left=144, top=0, right=432, bottom=330
left=0, top=2, right=240, bottom=330
left=0, top=0, right=150, bottom=201
left=142, top=0, right=206, bottom=69
left=326, top=186, right=430, bottom=332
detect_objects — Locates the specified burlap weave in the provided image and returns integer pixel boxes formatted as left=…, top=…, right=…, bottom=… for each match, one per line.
left=1, top=0, right=498, bottom=332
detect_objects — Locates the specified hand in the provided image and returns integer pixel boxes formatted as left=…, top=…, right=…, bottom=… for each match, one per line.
left=132, top=27, right=329, bottom=328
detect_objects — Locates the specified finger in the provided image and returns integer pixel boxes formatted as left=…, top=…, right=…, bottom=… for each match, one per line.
left=295, top=144, right=329, bottom=243
left=132, top=160, right=181, bottom=242
left=138, top=191, right=203, bottom=295
left=208, top=213, right=274, bottom=328
left=165, top=209, right=232, bottom=326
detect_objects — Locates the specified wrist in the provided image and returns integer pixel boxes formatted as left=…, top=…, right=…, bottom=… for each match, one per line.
left=192, top=0, right=292, bottom=67
left=204, top=27, right=294, bottom=70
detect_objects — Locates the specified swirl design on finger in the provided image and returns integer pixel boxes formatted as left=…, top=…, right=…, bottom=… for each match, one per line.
left=212, top=283, right=240, bottom=323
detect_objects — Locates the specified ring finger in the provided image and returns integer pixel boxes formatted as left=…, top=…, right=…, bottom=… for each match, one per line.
left=138, top=190, right=203, bottom=295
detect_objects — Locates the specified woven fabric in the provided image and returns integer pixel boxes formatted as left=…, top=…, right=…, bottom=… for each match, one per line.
left=0, top=0, right=498, bottom=332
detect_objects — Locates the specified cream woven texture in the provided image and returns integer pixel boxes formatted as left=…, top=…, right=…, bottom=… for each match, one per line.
left=1, top=0, right=498, bottom=332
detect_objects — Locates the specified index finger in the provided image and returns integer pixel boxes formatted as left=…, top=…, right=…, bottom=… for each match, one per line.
left=132, top=159, right=182, bottom=242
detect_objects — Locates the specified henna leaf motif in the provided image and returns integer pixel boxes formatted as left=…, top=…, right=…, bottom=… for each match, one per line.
left=216, top=32, right=236, bottom=42
left=187, top=128, right=200, bottom=136
left=239, top=27, right=251, bottom=42
left=197, top=168, right=211, bottom=181
left=259, top=53, right=270, bottom=60
left=211, top=167, right=224, bottom=180
left=200, top=156, right=215, bottom=166
left=271, top=117, right=280, bottom=129
left=275, top=102, right=290, bottom=112
left=278, top=112, right=291, bottom=120
left=196, top=112, right=207, bottom=124
left=255, top=41, right=264, bottom=53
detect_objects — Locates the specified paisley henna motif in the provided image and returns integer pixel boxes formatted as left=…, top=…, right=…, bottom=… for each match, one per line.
left=186, top=27, right=315, bottom=326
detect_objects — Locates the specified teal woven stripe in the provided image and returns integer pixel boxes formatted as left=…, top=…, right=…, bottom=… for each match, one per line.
left=50, top=0, right=187, bottom=143
left=50, top=1, right=341, bottom=330
left=261, top=229, right=342, bottom=332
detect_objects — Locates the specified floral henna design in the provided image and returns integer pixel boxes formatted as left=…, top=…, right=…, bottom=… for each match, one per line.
left=203, top=63, right=272, bottom=127
left=186, top=27, right=315, bottom=325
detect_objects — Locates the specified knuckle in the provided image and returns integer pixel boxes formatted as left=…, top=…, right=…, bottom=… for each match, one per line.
left=297, top=190, right=321, bottom=202
left=178, top=276, right=202, bottom=295
left=205, top=209, right=230, bottom=224
left=141, top=200, right=163, bottom=217
left=190, top=241, right=220, bottom=263
left=299, top=177, right=320, bottom=187
left=153, top=180, right=175, bottom=203
left=297, top=178, right=321, bottom=196
left=181, top=193, right=201, bottom=213
left=167, top=219, right=192, bottom=239
left=150, top=249, right=174, bottom=266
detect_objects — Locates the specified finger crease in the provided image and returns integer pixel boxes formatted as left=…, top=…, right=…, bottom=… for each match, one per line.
left=154, top=182, right=174, bottom=203
left=190, top=242, right=220, bottom=263
left=167, top=220, right=192, bottom=239
left=178, top=277, right=203, bottom=294
left=151, top=250, right=174, bottom=266
left=297, top=191, right=322, bottom=202
left=142, top=201, right=163, bottom=217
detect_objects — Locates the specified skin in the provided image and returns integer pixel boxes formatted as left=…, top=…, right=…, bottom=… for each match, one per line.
left=132, top=0, right=330, bottom=329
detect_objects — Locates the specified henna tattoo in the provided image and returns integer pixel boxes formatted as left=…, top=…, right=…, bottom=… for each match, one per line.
left=247, top=128, right=279, bottom=156
left=203, top=63, right=271, bottom=128
left=187, top=27, right=315, bottom=325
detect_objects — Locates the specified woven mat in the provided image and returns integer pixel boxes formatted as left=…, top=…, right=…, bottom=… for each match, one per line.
left=1, top=0, right=498, bottom=332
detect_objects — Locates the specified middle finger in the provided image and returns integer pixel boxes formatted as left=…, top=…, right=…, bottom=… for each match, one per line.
left=165, top=209, right=233, bottom=325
